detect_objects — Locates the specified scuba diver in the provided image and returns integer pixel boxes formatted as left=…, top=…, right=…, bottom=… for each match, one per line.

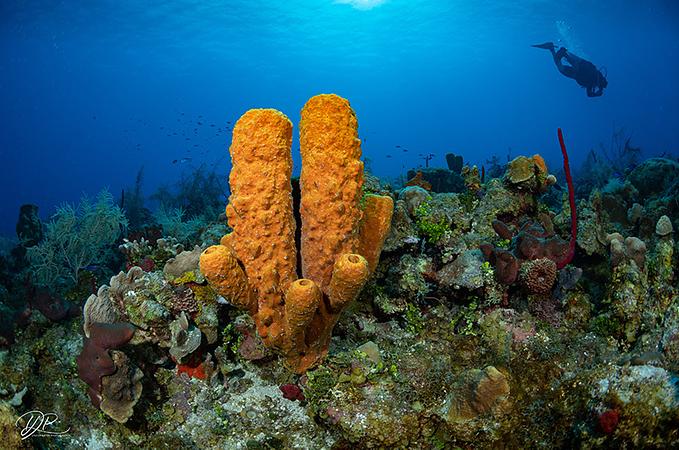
left=533, top=42, right=608, bottom=97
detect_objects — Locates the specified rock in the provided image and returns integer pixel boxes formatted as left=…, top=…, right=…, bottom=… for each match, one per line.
left=624, top=236, right=647, bottom=268
left=398, top=186, right=430, bottom=216
left=627, top=203, right=644, bottom=225
left=439, top=366, right=510, bottom=423
left=656, top=215, right=673, bottom=237
left=438, top=249, right=485, bottom=290
left=0, top=402, right=25, bottom=449
left=405, top=168, right=465, bottom=193
left=628, top=158, right=679, bottom=197
left=356, top=341, right=381, bottom=365
left=9, top=386, right=27, bottom=407
left=382, top=200, right=418, bottom=252
left=99, top=351, right=144, bottom=423
left=591, top=365, right=679, bottom=423
left=194, top=302, right=219, bottom=344
left=607, top=233, right=626, bottom=267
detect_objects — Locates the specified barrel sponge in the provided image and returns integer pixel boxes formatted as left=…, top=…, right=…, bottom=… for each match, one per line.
left=225, top=109, right=298, bottom=311
left=299, top=94, right=364, bottom=291
left=199, top=244, right=254, bottom=314
left=357, top=194, right=395, bottom=274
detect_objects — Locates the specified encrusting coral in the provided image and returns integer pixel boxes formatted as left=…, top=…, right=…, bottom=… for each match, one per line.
left=200, top=94, right=393, bottom=373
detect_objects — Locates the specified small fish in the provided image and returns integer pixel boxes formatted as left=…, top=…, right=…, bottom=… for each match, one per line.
left=630, top=352, right=663, bottom=365
left=395, top=145, right=401, bottom=148
left=386, top=155, right=392, bottom=158
left=618, top=351, right=664, bottom=366
left=172, top=157, right=192, bottom=164
left=197, top=121, right=203, bottom=125
left=80, top=264, right=101, bottom=272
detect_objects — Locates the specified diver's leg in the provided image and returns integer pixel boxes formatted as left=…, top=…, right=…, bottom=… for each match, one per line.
left=553, top=47, right=576, bottom=78
left=563, top=52, right=582, bottom=66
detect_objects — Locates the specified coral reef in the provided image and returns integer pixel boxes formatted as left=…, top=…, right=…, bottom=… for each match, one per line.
left=1, top=112, right=678, bottom=448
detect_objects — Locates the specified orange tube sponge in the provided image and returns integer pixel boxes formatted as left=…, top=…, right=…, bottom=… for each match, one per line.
left=299, top=94, right=364, bottom=291
left=283, top=279, right=322, bottom=351
left=357, top=194, right=395, bottom=274
left=328, top=253, right=370, bottom=311
left=199, top=244, right=254, bottom=314
left=223, top=109, right=298, bottom=346
left=201, top=96, right=394, bottom=373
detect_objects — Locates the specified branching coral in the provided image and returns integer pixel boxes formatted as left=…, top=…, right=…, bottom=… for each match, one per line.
left=26, top=189, right=127, bottom=285
left=200, top=94, right=394, bottom=373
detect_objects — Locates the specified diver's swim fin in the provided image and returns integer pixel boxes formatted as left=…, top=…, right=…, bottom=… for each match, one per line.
left=531, top=42, right=555, bottom=50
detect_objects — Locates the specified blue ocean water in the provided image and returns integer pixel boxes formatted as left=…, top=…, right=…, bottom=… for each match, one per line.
left=1, top=0, right=678, bottom=235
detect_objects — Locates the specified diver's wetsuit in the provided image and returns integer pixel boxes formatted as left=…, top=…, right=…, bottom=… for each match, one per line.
left=533, top=42, right=607, bottom=97
left=552, top=47, right=604, bottom=97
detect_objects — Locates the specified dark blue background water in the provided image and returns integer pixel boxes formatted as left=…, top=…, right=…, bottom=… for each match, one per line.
left=1, top=0, right=678, bottom=236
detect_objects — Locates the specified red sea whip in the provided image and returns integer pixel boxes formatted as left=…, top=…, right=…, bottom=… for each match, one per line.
left=556, top=128, right=576, bottom=269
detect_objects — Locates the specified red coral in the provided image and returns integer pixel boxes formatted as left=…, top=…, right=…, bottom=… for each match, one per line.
left=176, top=350, right=208, bottom=380
left=280, top=383, right=305, bottom=402
left=139, top=257, right=155, bottom=272
left=556, top=128, right=577, bottom=269
left=482, top=220, right=568, bottom=288
left=598, top=409, right=619, bottom=434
